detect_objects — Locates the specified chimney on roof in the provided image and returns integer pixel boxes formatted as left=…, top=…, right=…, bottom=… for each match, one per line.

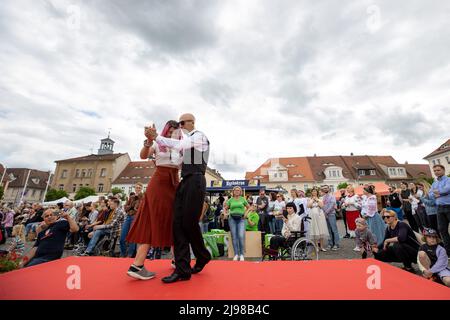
left=314, top=153, right=317, bottom=157
left=405, top=161, right=408, bottom=164
left=350, top=152, right=354, bottom=156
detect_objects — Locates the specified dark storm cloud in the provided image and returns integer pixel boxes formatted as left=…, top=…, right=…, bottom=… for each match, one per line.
left=199, top=78, right=236, bottom=108
left=88, top=0, right=220, bottom=56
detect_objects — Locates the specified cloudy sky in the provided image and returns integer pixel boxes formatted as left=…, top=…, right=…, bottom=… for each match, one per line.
left=0, top=0, right=449, bottom=179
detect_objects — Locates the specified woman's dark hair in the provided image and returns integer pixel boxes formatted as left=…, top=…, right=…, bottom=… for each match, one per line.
left=285, top=202, right=297, bottom=213
left=364, top=185, right=375, bottom=195
left=269, top=192, right=277, bottom=201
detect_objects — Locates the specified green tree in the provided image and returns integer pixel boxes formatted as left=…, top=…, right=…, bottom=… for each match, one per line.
left=0, top=186, right=4, bottom=201
left=74, top=187, right=96, bottom=200
left=45, top=188, right=69, bottom=202
left=337, top=182, right=349, bottom=190
left=111, top=187, right=126, bottom=201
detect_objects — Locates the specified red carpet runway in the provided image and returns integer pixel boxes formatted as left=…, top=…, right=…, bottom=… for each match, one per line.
left=0, top=257, right=449, bottom=300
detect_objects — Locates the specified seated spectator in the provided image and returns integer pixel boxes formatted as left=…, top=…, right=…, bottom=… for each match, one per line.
left=418, top=228, right=450, bottom=287
left=245, top=204, right=260, bottom=231
left=23, top=205, right=44, bottom=240
left=373, top=209, right=420, bottom=272
left=355, top=218, right=378, bottom=259
left=19, top=209, right=79, bottom=268
left=81, top=198, right=124, bottom=256
left=0, top=224, right=26, bottom=260
left=269, top=202, right=301, bottom=251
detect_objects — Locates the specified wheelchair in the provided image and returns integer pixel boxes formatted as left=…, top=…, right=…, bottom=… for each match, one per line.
left=262, top=230, right=319, bottom=261
left=93, top=232, right=119, bottom=257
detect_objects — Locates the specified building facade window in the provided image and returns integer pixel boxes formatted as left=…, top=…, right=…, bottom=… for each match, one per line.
left=446, top=156, right=450, bottom=164
left=75, top=169, right=80, bottom=178
left=370, top=170, right=376, bottom=175
left=358, top=170, right=366, bottom=176
left=398, top=168, right=404, bottom=175
left=437, top=159, right=441, bottom=165
left=59, top=184, right=64, bottom=190
left=32, top=189, right=36, bottom=197
left=98, top=184, right=104, bottom=192
left=73, top=184, right=77, bottom=192
left=88, top=169, right=93, bottom=177
left=304, top=184, right=309, bottom=190
left=389, top=168, right=396, bottom=176
left=61, top=170, right=68, bottom=179
left=82, top=169, right=86, bottom=178
left=100, top=168, right=107, bottom=177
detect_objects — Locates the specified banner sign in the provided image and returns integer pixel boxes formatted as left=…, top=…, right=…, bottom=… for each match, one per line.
left=210, top=180, right=260, bottom=188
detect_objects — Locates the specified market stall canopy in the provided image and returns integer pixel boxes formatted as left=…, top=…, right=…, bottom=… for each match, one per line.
left=42, top=197, right=69, bottom=206
left=334, top=182, right=391, bottom=199
left=73, top=195, right=100, bottom=205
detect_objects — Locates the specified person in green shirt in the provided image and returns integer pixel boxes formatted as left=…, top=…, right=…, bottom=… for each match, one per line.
left=246, top=204, right=260, bottom=232
left=224, top=186, right=249, bottom=261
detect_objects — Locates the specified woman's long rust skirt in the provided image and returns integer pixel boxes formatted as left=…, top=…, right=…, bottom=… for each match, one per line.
left=126, top=166, right=179, bottom=247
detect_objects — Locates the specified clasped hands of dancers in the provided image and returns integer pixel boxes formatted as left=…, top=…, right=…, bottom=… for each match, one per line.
left=125, top=113, right=212, bottom=283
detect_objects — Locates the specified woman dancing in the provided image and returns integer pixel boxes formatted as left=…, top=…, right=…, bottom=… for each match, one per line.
left=126, top=120, right=182, bottom=280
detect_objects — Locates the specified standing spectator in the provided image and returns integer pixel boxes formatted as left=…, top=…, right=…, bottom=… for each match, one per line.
left=82, top=198, right=124, bottom=256
left=420, top=182, right=438, bottom=231
left=199, top=197, right=211, bottom=234
left=341, top=185, right=361, bottom=241
left=255, top=189, right=269, bottom=233
left=321, top=185, right=340, bottom=250
left=338, top=189, right=350, bottom=238
left=20, top=209, right=79, bottom=268
left=273, top=194, right=286, bottom=235
left=267, top=192, right=277, bottom=234
left=418, top=228, right=450, bottom=287
left=224, top=186, right=249, bottom=261
left=409, top=182, right=425, bottom=232
left=245, top=203, right=260, bottom=231
left=1, top=207, right=14, bottom=238
left=120, top=183, right=144, bottom=257
left=355, top=218, right=378, bottom=259
left=429, top=164, right=450, bottom=255
left=373, top=209, right=419, bottom=272
left=307, top=188, right=329, bottom=251
left=361, top=185, right=385, bottom=246
left=400, top=182, right=419, bottom=232
left=386, top=186, right=404, bottom=220
left=290, top=189, right=306, bottom=216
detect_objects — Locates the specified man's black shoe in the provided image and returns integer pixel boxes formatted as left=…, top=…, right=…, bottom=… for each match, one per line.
left=162, top=272, right=191, bottom=283
left=191, top=258, right=211, bottom=274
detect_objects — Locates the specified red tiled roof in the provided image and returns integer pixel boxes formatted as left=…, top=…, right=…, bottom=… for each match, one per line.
left=424, top=139, right=450, bottom=159
left=112, top=161, right=156, bottom=185
left=2, top=168, right=51, bottom=189
left=55, top=153, right=127, bottom=163
left=404, top=164, right=432, bottom=179
left=245, top=157, right=314, bottom=182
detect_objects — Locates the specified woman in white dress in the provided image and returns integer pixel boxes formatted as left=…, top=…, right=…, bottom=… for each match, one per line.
left=307, top=188, right=329, bottom=251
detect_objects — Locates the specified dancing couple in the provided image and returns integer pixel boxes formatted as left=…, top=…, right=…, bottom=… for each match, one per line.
left=126, top=113, right=211, bottom=283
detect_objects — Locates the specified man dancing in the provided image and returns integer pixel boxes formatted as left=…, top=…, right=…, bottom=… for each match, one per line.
left=147, top=113, right=211, bottom=283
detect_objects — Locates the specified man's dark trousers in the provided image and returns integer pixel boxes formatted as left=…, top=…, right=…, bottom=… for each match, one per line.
left=173, top=174, right=211, bottom=275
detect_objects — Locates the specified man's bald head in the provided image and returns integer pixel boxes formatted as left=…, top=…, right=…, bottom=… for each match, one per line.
left=179, top=113, right=196, bottom=122
left=179, top=113, right=196, bottom=132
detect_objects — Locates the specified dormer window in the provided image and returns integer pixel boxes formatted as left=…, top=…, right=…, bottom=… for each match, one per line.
left=293, top=174, right=303, bottom=178
left=286, top=164, right=296, bottom=168
left=358, top=170, right=366, bottom=176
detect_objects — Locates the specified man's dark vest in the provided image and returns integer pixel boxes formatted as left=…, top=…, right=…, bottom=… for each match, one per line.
left=181, top=131, right=209, bottom=178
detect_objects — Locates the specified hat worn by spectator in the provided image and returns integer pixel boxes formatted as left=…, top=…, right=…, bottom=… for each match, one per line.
left=422, top=228, right=439, bottom=238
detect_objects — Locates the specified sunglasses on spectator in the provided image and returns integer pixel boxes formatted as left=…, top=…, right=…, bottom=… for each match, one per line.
left=178, top=120, right=194, bottom=126
left=383, top=215, right=393, bottom=219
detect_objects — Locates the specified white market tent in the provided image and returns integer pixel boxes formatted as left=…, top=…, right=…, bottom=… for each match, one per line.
left=73, top=195, right=100, bottom=205
left=42, top=197, right=70, bottom=206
